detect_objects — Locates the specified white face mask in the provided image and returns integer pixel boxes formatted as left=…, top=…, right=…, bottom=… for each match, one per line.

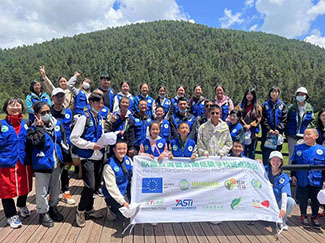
left=42, top=113, right=52, bottom=122
left=296, top=95, right=305, bottom=103
left=91, top=107, right=100, bottom=114
left=82, top=82, right=90, bottom=90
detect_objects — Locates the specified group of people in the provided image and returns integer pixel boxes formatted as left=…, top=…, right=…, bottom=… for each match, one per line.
left=0, top=66, right=324, bottom=231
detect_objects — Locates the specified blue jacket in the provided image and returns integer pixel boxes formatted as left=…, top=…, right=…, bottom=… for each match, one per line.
left=215, top=98, right=231, bottom=121
left=262, top=99, right=287, bottom=136
left=26, top=92, right=51, bottom=122
left=228, top=122, right=245, bottom=143
left=29, top=120, right=64, bottom=171
left=286, top=102, right=314, bottom=137
left=291, top=143, right=325, bottom=187
left=190, top=96, right=205, bottom=119
left=51, top=107, right=73, bottom=144
left=316, top=127, right=325, bottom=145
left=265, top=166, right=291, bottom=203
left=75, top=111, right=104, bottom=158
left=170, top=137, right=195, bottom=157
left=132, top=113, right=152, bottom=150
left=142, top=138, right=166, bottom=157
left=102, top=156, right=133, bottom=199
left=98, top=87, right=115, bottom=112
left=85, top=104, right=109, bottom=120
left=158, top=119, right=170, bottom=143
left=116, top=93, right=135, bottom=113
left=154, top=97, right=171, bottom=116
left=0, top=119, right=29, bottom=168
left=134, top=94, right=154, bottom=118
left=73, top=89, right=88, bottom=115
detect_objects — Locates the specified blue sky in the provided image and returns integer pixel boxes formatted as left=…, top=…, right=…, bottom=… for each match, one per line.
left=0, top=0, right=324, bottom=49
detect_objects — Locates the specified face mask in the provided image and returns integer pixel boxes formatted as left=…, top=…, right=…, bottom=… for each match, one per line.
left=91, top=107, right=100, bottom=114
left=82, top=82, right=90, bottom=90
left=159, top=95, right=166, bottom=99
left=296, top=95, right=305, bottom=103
left=179, top=108, right=187, bottom=114
left=41, top=113, right=52, bottom=122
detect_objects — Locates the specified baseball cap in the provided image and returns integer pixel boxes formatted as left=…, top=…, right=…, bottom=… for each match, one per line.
left=51, top=87, right=65, bottom=97
left=317, top=189, right=325, bottom=204
left=269, top=151, right=283, bottom=160
left=295, top=87, right=309, bottom=98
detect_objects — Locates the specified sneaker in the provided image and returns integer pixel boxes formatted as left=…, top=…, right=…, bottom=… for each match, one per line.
left=39, top=213, right=54, bottom=228
left=150, top=223, right=158, bottom=226
left=246, top=221, right=255, bottom=225
left=85, top=209, right=104, bottom=220
left=282, top=220, right=289, bottom=231
left=210, top=221, right=222, bottom=225
left=318, top=211, right=325, bottom=218
left=7, top=215, right=22, bottom=229
left=300, top=215, right=309, bottom=226
left=311, top=216, right=320, bottom=229
left=76, top=210, right=86, bottom=227
left=18, top=206, right=30, bottom=218
left=106, top=207, right=117, bottom=221
left=49, top=206, right=64, bottom=222
left=63, top=191, right=75, bottom=205
left=95, top=188, right=104, bottom=197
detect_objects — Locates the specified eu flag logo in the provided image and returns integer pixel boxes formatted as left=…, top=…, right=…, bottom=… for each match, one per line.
left=142, top=178, right=163, bottom=193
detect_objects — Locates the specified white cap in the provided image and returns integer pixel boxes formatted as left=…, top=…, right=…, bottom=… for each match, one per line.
left=317, top=189, right=325, bottom=204
left=269, top=151, right=283, bottom=160
left=51, top=87, right=65, bottom=97
left=295, top=87, right=308, bottom=96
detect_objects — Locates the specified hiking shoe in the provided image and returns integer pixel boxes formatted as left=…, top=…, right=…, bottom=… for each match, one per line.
left=18, top=206, right=30, bottom=218
left=76, top=210, right=86, bottom=227
left=300, top=215, right=309, bottom=226
left=63, top=191, right=75, bottom=205
left=7, top=215, right=22, bottom=229
left=106, top=207, right=117, bottom=221
left=311, top=216, right=320, bottom=228
left=85, top=209, right=104, bottom=220
left=49, top=206, right=64, bottom=222
left=39, top=213, right=54, bottom=228
left=95, top=188, right=104, bottom=197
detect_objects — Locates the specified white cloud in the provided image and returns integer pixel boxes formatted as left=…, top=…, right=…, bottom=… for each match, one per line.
left=255, top=0, right=325, bottom=38
left=0, top=0, right=189, bottom=49
left=249, top=24, right=258, bottom=31
left=304, top=29, right=325, bottom=48
left=245, top=0, right=255, bottom=7
left=219, top=8, right=244, bottom=28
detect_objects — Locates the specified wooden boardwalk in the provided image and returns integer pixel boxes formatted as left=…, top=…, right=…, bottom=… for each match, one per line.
left=1, top=178, right=325, bottom=243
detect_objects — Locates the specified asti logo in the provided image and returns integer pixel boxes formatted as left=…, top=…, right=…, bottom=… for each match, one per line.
left=176, top=199, right=193, bottom=207
left=145, top=199, right=164, bottom=206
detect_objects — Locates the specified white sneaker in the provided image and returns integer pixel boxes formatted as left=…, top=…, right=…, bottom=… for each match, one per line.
left=106, top=207, right=117, bottom=221
left=18, top=206, right=30, bottom=218
left=63, top=191, right=75, bottom=205
left=210, top=221, right=222, bottom=225
left=283, top=219, right=289, bottom=231
left=7, top=215, right=22, bottom=229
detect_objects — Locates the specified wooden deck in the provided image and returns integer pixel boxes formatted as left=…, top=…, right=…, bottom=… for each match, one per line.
left=1, top=178, right=325, bottom=243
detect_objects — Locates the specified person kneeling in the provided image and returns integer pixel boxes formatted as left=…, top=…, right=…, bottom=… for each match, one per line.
left=265, top=151, right=296, bottom=230
left=102, top=140, right=132, bottom=220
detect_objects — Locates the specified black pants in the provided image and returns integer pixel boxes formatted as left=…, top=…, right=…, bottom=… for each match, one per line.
left=244, top=137, right=257, bottom=159
left=297, top=185, right=321, bottom=217
left=78, top=159, right=102, bottom=211
left=105, top=188, right=130, bottom=219
left=61, top=167, right=70, bottom=192
left=2, top=194, right=28, bottom=218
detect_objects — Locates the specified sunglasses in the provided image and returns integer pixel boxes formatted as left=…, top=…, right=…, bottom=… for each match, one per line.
left=205, top=104, right=212, bottom=107
left=210, top=112, right=220, bottom=115
left=40, top=110, right=50, bottom=116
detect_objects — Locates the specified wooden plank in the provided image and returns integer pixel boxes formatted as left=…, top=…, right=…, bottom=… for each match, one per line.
left=162, top=223, right=177, bottom=243
left=99, top=213, right=114, bottom=243
left=189, top=222, right=210, bottom=243
left=231, top=221, right=265, bottom=243
left=153, top=223, right=167, bottom=243
left=224, top=222, right=251, bottom=243
left=133, top=224, right=144, bottom=243
left=181, top=222, right=198, bottom=243
left=218, top=222, right=241, bottom=243
left=198, top=222, right=221, bottom=243
left=144, top=224, right=155, bottom=243
left=171, top=223, right=188, bottom=243
left=208, top=223, right=231, bottom=243
left=254, top=221, right=291, bottom=243
left=232, top=221, right=273, bottom=243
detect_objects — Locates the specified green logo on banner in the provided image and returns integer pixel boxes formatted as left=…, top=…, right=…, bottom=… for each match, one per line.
left=231, top=197, right=242, bottom=210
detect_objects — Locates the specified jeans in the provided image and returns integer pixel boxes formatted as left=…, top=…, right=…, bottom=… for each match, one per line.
left=277, top=197, right=296, bottom=222
left=287, top=136, right=298, bottom=164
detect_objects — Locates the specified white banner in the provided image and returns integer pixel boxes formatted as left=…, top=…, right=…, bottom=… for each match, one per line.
left=131, top=156, right=280, bottom=224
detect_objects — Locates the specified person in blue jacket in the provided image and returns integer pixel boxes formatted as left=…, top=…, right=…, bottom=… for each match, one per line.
left=50, top=88, right=75, bottom=205
left=265, top=151, right=296, bottom=231
left=286, top=87, right=315, bottom=161
left=102, top=139, right=132, bottom=220
left=96, top=74, right=115, bottom=112
left=113, top=81, right=135, bottom=113
left=27, top=101, right=68, bottom=227
left=154, top=106, right=170, bottom=143
left=228, top=109, right=245, bottom=144
left=26, top=80, right=51, bottom=123
left=152, top=86, right=171, bottom=119
left=132, top=99, right=152, bottom=153
left=291, top=128, right=325, bottom=228
left=134, top=83, right=154, bottom=118
left=168, top=122, right=196, bottom=160
left=0, top=97, right=32, bottom=229
left=261, top=86, right=287, bottom=165
left=139, top=121, right=168, bottom=161
left=169, top=85, right=186, bottom=116
left=189, top=85, right=205, bottom=119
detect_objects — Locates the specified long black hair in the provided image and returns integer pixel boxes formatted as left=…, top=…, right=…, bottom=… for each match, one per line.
left=241, top=88, right=260, bottom=121
left=29, top=80, right=43, bottom=94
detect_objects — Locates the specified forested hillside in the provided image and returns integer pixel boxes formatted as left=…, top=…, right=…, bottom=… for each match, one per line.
left=0, top=20, right=324, bottom=110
